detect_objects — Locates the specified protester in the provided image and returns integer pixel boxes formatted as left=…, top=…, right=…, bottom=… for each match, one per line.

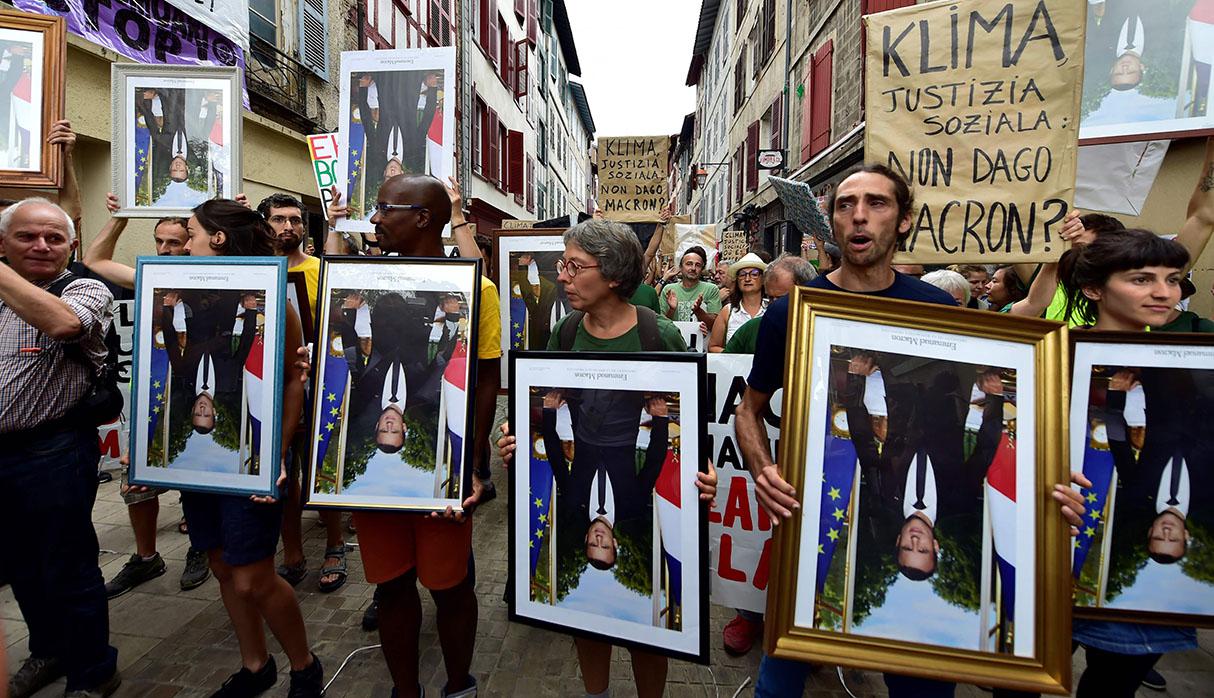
left=338, top=174, right=498, bottom=698
left=731, top=164, right=1091, bottom=698
left=80, top=195, right=211, bottom=597
left=723, top=254, right=815, bottom=356
left=985, top=265, right=1028, bottom=311
left=948, top=264, right=991, bottom=309
left=708, top=252, right=768, bottom=352
left=257, top=193, right=349, bottom=595
left=659, top=245, right=721, bottom=325
left=0, top=198, right=120, bottom=698
left=495, top=218, right=717, bottom=698
left=920, top=269, right=971, bottom=307
left=176, top=199, right=322, bottom=697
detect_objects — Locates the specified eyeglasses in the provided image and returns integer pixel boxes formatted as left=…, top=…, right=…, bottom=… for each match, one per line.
left=269, top=215, right=304, bottom=226
left=372, top=203, right=428, bottom=214
left=555, top=259, right=600, bottom=277
left=736, top=269, right=762, bottom=279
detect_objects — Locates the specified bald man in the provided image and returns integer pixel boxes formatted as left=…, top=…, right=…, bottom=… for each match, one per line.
left=347, top=174, right=501, bottom=698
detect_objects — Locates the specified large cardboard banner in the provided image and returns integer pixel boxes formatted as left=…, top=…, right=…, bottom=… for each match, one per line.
left=707, top=354, right=780, bottom=614
left=307, top=133, right=339, bottom=219
left=597, top=136, right=669, bottom=223
left=864, top=0, right=1085, bottom=263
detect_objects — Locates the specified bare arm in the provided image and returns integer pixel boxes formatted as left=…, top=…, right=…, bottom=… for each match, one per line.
left=83, top=193, right=135, bottom=290
left=736, top=385, right=799, bottom=522
left=707, top=305, right=729, bottom=353
left=279, top=304, right=306, bottom=456
left=1177, top=136, right=1214, bottom=270
left=324, top=188, right=355, bottom=255
left=0, top=263, right=84, bottom=340
left=49, top=121, right=81, bottom=228
left=446, top=176, right=484, bottom=260
left=1007, top=262, right=1058, bottom=317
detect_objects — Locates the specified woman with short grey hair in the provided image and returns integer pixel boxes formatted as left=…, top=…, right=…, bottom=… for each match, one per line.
left=921, top=269, right=971, bottom=307
left=561, top=219, right=646, bottom=300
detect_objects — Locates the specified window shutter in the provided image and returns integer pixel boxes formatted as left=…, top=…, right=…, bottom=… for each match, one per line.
left=487, top=109, right=499, bottom=183
left=472, top=93, right=483, bottom=174
left=527, top=0, right=538, bottom=46
left=479, top=0, right=491, bottom=53
left=298, top=0, right=328, bottom=79
left=514, top=0, right=525, bottom=21
left=810, top=40, right=833, bottom=157
left=771, top=93, right=782, bottom=150
left=508, top=130, right=525, bottom=196
left=762, top=0, right=775, bottom=64
left=514, top=40, right=529, bottom=100
left=500, top=23, right=511, bottom=83
left=799, top=58, right=813, bottom=164
left=734, top=145, right=744, bottom=205
left=746, top=121, right=759, bottom=192
left=489, top=0, right=500, bottom=64
left=526, top=156, right=535, bottom=211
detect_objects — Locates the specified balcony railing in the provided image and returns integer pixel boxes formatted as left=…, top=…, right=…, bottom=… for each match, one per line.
left=246, top=35, right=318, bottom=134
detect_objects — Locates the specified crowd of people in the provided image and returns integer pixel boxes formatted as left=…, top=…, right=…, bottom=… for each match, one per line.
left=0, top=116, right=1211, bottom=698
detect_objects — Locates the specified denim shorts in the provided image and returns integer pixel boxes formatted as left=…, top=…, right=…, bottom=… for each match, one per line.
left=180, top=491, right=283, bottom=567
left=1072, top=619, right=1198, bottom=655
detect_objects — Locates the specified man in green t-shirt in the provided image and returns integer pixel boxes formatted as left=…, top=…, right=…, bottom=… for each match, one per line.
left=629, top=282, right=661, bottom=313
left=659, top=246, right=721, bottom=324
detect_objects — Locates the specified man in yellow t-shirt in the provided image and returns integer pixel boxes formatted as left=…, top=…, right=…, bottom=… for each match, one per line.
left=346, top=174, right=497, bottom=698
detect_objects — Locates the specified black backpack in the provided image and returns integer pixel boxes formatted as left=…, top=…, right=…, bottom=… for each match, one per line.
left=47, top=273, right=125, bottom=426
left=556, top=305, right=665, bottom=351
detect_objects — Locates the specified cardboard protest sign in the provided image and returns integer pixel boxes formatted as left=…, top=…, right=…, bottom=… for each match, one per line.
left=864, top=0, right=1085, bottom=263
left=99, top=300, right=135, bottom=470
left=707, top=354, right=780, bottom=614
left=670, top=223, right=718, bottom=267
left=307, top=134, right=339, bottom=219
left=597, top=136, right=669, bottom=222
left=717, top=231, right=749, bottom=267
left=769, top=176, right=833, bottom=245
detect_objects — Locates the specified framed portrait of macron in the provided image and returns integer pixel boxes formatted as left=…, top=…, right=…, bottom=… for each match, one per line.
left=111, top=63, right=242, bottom=217
left=508, top=351, right=710, bottom=663
left=767, top=288, right=1072, bottom=694
left=0, top=9, right=65, bottom=187
left=494, top=229, right=569, bottom=386
left=303, top=257, right=481, bottom=513
left=128, top=257, right=288, bottom=497
left=1071, top=332, right=1214, bottom=627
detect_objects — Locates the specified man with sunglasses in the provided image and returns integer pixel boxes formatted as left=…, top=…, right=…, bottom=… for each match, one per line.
left=342, top=174, right=500, bottom=698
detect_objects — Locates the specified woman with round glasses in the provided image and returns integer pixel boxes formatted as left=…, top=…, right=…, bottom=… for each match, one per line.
left=498, top=218, right=717, bottom=698
left=709, top=252, right=770, bottom=352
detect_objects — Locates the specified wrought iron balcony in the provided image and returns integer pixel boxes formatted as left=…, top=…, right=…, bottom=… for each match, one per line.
left=246, top=34, right=319, bottom=134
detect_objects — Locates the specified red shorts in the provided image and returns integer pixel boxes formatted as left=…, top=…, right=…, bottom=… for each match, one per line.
left=352, top=511, right=473, bottom=589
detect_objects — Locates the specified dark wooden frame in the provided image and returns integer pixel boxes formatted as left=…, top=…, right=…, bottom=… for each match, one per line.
left=0, top=9, right=65, bottom=188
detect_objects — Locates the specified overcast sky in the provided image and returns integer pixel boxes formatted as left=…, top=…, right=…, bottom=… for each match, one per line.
left=564, top=0, right=699, bottom=139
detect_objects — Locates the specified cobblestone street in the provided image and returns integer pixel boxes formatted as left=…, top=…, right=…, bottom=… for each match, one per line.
left=3, top=400, right=1213, bottom=696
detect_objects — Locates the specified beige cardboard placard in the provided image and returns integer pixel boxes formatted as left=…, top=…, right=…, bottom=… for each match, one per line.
left=501, top=219, right=539, bottom=230
left=718, top=231, right=749, bottom=267
left=864, top=0, right=1085, bottom=263
left=597, top=136, right=670, bottom=222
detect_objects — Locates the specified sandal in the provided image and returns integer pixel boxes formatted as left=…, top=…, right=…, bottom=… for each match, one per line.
left=276, top=559, right=307, bottom=587
left=318, top=545, right=348, bottom=593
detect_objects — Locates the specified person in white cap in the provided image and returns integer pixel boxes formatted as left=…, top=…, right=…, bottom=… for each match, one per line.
left=708, top=252, right=769, bottom=352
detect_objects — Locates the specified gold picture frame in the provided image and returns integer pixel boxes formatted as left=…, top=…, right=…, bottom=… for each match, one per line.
left=766, top=287, right=1072, bottom=694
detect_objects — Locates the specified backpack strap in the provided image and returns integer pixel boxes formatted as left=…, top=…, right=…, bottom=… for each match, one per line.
left=635, top=306, right=663, bottom=352
left=42, top=272, right=94, bottom=370
left=558, top=310, right=585, bottom=351
left=45, top=271, right=79, bottom=298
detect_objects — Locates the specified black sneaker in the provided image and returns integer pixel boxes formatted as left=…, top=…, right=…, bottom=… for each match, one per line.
left=180, top=547, right=211, bottom=590
left=64, top=671, right=121, bottom=697
left=8, top=656, right=64, bottom=698
left=287, top=654, right=323, bottom=698
left=1141, top=668, right=1167, bottom=691
left=210, top=656, right=277, bottom=698
left=361, top=597, right=379, bottom=632
left=105, top=553, right=167, bottom=599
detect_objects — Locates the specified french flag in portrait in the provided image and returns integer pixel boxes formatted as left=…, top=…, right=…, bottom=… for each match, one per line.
left=7, top=71, right=32, bottom=167
left=986, top=432, right=1018, bottom=616
left=442, top=340, right=468, bottom=485
left=244, top=335, right=265, bottom=452
left=654, top=440, right=683, bottom=608
left=426, top=108, right=444, bottom=178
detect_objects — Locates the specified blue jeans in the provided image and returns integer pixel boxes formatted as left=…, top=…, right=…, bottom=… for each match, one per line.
left=756, top=654, right=955, bottom=698
left=0, top=426, right=117, bottom=690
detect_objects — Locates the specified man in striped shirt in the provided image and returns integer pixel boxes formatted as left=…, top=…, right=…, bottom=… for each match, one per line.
left=0, top=197, right=120, bottom=697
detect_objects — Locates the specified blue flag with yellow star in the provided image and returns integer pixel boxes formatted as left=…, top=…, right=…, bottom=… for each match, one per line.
left=347, top=112, right=365, bottom=215
left=134, top=120, right=150, bottom=194
left=1073, top=425, right=1115, bottom=578
left=529, top=433, right=554, bottom=576
left=145, top=344, right=169, bottom=442
left=510, top=294, right=527, bottom=350
left=817, top=410, right=857, bottom=592
left=313, top=342, right=350, bottom=467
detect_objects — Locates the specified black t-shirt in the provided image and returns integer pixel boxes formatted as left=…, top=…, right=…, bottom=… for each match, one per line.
left=746, top=272, right=956, bottom=394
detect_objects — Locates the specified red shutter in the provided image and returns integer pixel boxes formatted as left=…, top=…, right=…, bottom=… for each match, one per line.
left=500, top=23, right=512, bottom=83
left=489, top=0, right=500, bottom=64
left=508, top=130, right=525, bottom=196
left=514, top=0, right=524, bottom=20
left=514, top=39, right=529, bottom=99
left=734, top=145, right=744, bottom=205
left=746, top=121, right=759, bottom=192
left=478, top=0, right=490, bottom=53
left=526, top=156, right=535, bottom=211
left=527, top=0, right=538, bottom=46
left=799, top=58, right=813, bottom=164
left=487, top=110, right=500, bottom=183
left=861, top=0, right=916, bottom=12
left=809, top=40, right=833, bottom=157
left=771, top=94, right=783, bottom=150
